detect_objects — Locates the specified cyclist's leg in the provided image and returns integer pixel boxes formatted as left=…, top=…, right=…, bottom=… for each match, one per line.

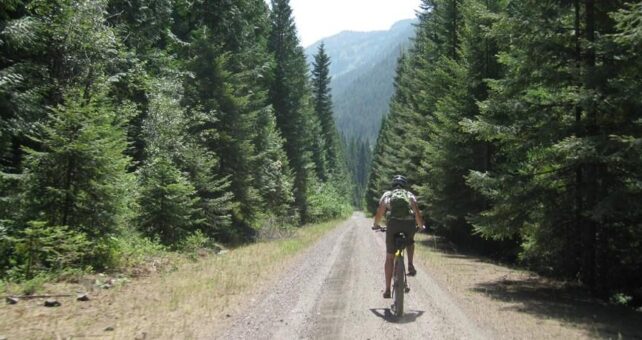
left=384, top=220, right=402, bottom=297
left=398, top=220, right=417, bottom=274
left=384, top=253, right=393, bottom=298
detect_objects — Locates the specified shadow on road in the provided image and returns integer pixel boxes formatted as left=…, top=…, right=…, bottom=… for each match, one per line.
left=369, top=308, right=424, bottom=324
left=417, top=234, right=642, bottom=338
left=473, top=278, right=642, bottom=339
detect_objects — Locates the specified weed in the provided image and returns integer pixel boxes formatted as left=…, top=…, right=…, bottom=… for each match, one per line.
left=611, top=293, right=633, bottom=306
left=179, top=230, right=209, bottom=257
left=20, top=273, right=49, bottom=295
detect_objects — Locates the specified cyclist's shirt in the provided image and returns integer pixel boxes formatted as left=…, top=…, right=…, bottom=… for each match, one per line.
left=379, top=190, right=418, bottom=210
left=380, top=190, right=418, bottom=254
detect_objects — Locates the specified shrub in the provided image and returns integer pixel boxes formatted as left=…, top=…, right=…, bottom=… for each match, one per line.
left=11, top=221, right=91, bottom=279
left=307, top=182, right=353, bottom=222
left=108, top=229, right=167, bottom=273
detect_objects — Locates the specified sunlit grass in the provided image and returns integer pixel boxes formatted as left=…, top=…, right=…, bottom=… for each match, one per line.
left=0, top=219, right=344, bottom=339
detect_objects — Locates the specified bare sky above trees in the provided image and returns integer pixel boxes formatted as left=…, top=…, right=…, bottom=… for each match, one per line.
left=287, top=0, right=420, bottom=46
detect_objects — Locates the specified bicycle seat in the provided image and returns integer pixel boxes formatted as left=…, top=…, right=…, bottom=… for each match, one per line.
left=393, top=233, right=407, bottom=250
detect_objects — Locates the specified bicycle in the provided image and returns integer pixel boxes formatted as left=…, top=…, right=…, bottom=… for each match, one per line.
left=373, top=225, right=410, bottom=317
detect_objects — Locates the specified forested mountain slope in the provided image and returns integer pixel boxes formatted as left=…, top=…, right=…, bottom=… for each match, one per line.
left=305, top=19, right=416, bottom=141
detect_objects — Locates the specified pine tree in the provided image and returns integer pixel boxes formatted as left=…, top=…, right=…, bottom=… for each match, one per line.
left=268, top=0, right=317, bottom=223
left=147, top=75, right=236, bottom=241
left=464, top=0, right=642, bottom=294
left=179, top=0, right=286, bottom=227
left=137, top=156, right=202, bottom=246
left=253, top=107, right=296, bottom=219
left=414, top=0, right=503, bottom=245
left=19, top=86, right=132, bottom=244
left=1, top=0, right=122, bottom=171
left=311, top=43, right=338, bottom=178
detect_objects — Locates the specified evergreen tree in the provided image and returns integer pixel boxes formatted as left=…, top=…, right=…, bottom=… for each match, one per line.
left=346, top=136, right=371, bottom=208
left=179, top=0, right=286, bottom=227
left=137, top=156, right=202, bottom=246
left=415, top=0, right=503, bottom=245
left=311, top=43, right=337, bottom=178
left=19, top=86, right=132, bottom=246
left=1, top=0, right=123, bottom=171
left=253, top=107, right=296, bottom=219
left=147, top=75, right=236, bottom=241
left=463, top=0, right=642, bottom=294
left=268, top=0, right=317, bottom=223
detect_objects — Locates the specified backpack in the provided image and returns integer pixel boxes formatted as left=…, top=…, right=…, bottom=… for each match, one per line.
left=387, top=189, right=413, bottom=220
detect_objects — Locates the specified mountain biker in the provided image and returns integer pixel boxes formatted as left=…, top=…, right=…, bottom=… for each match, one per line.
left=372, top=175, right=425, bottom=299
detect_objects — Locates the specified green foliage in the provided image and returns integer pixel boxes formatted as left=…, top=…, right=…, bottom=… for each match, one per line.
left=368, top=0, right=642, bottom=298
left=137, top=156, right=203, bottom=246
left=18, top=272, right=49, bottom=295
left=307, top=179, right=353, bottom=223
left=268, top=0, right=319, bottom=223
left=343, top=136, right=370, bottom=208
left=610, top=292, right=634, bottom=307
left=107, top=230, right=167, bottom=271
left=0, top=0, right=351, bottom=283
left=253, top=108, right=296, bottom=217
left=178, top=230, right=209, bottom=256
left=10, top=221, right=91, bottom=279
left=20, top=87, right=132, bottom=239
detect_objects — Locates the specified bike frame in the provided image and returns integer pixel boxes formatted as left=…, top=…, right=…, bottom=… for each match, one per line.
left=391, top=232, right=408, bottom=317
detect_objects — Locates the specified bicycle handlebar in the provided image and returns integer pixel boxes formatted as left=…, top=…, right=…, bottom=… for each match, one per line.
left=372, top=225, right=386, bottom=232
left=372, top=224, right=426, bottom=232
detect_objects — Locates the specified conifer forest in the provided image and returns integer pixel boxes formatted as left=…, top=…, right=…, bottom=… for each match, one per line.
left=368, top=0, right=642, bottom=300
left=2, top=0, right=642, bottom=306
left=0, top=0, right=351, bottom=281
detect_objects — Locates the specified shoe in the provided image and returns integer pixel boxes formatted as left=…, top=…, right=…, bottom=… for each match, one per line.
left=383, top=290, right=391, bottom=299
left=408, top=265, right=417, bottom=276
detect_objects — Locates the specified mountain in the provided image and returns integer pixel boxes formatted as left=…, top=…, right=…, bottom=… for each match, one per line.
left=305, top=19, right=416, bottom=142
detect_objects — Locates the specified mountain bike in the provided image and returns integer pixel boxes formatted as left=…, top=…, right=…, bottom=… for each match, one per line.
left=373, top=225, right=410, bottom=317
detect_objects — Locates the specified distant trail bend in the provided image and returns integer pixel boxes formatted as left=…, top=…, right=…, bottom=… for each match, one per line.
left=216, top=212, right=490, bottom=340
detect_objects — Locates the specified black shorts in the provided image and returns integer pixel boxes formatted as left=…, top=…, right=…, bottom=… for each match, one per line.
left=386, top=219, right=416, bottom=254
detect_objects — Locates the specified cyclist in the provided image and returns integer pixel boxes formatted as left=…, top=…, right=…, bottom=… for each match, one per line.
left=372, top=175, right=425, bottom=299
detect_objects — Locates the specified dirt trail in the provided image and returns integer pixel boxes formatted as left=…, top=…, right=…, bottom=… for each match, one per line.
left=217, top=213, right=490, bottom=340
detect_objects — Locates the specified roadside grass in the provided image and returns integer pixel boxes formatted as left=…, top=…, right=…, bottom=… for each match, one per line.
left=0, top=219, right=344, bottom=340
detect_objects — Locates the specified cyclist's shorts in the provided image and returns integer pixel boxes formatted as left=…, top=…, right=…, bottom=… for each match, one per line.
left=386, top=218, right=416, bottom=254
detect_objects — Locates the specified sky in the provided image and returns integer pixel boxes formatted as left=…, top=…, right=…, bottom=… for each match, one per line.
left=288, top=0, right=421, bottom=47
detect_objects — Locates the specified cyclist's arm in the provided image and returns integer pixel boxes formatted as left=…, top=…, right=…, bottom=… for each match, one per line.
left=410, top=199, right=424, bottom=229
left=373, top=200, right=386, bottom=227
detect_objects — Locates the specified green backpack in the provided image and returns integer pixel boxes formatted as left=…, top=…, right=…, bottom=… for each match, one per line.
left=388, top=189, right=413, bottom=219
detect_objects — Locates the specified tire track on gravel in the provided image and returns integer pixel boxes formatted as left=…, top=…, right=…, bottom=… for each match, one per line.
left=217, top=216, right=356, bottom=340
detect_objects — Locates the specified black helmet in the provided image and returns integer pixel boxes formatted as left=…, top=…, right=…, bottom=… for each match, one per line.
left=391, top=175, right=407, bottom=188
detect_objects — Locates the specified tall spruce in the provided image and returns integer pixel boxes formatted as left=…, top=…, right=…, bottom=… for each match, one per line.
left=458, top=0, right=641, bottom=294
left=19, top=86, right=132, bottom=248
left=137, top=78, right=207, bottom=245
left=311, top=43, right=337, bottom=179
left=416, top=0, right=503, bottom=245
left=268, top=0, right=317, bottom=223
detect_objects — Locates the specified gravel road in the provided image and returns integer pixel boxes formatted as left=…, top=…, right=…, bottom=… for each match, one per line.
left=217, top=213, right=490, bottom=340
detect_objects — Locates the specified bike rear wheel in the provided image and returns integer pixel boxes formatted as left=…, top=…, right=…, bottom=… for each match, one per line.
left=391, top=255, right=405, bottom=316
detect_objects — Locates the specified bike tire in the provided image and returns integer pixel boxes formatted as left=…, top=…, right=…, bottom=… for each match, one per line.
left=392, top=255, right=405, bottom=316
